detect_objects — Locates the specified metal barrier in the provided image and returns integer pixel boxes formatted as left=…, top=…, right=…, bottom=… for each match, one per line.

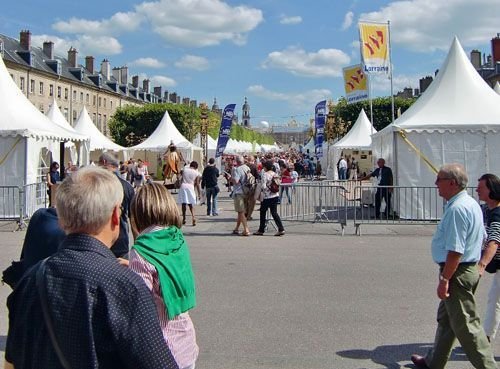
left=276, top=181, right=349, bottom=235
left=0, top=182, right=47, bottom=230
left=351, top=185, right=479, bottom=235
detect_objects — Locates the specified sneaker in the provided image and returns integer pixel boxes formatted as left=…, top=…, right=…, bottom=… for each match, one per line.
left=274, top=230, right=285, bottom=237
left=253, top=231, right=264, bottom=236
left=212, top=213, right=219, bottom=216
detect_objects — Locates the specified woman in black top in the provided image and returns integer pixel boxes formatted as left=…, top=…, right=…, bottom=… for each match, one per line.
left=46, top=161, right=60, bottom=207
left=477, top=173, right=500, bottom=341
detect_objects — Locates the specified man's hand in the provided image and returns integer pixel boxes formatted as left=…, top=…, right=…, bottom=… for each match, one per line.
left=437, top=279, right=450, bottom=300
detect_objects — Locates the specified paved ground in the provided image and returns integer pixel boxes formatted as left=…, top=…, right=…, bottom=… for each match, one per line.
left=0, top=193, right=499, bottom=368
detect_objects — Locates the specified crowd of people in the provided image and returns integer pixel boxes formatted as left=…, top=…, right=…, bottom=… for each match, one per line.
left=6, top=146, right=500, bottom=369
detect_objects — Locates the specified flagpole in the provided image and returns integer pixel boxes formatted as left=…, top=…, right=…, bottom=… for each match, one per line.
left=388, top=20, right=395, bottom=124
left=368, top=74, right=374, bottom=136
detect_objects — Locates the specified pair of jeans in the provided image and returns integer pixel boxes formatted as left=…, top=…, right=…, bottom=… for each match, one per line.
left=279, top=185, right=292, bottom=204
left=338, top=168, right=347, bottom=180
left=205, top=186, right=219, bottom=215
left=258, top=197, right=284, bottom=233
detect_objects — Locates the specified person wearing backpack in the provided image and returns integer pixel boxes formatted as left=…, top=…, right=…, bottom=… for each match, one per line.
left=244, top=156, right=259, bottom=220
left=253, top=160, right=285, bottom=237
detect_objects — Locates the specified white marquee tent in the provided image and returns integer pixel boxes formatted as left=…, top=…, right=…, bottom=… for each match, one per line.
left=73, top=106, right=127, bottom=163
left=325, top=109, right=377, bottom=179
left=129, top=110, right=202, bottom=176
left=0, top=56, right=87, bottom=219
left=46, top=100, right=90, bottom=166
left=0, top=57, right=87, bottom=185
left=371, top=37, right=500, bottom=218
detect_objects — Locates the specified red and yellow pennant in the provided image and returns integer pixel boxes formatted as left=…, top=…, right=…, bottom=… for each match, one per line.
left=343, top=64, right=368, bottom=104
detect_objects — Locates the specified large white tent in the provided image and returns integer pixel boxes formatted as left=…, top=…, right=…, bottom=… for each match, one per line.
left=0, top=56, right=87, bottom=220
left=372, top=37, right=500, bottom=218
left=324, top=109, right=377, bottom=179
left=0, top=56, right=87, bottom=185
left=129, top=110, right=202, bottom=176
left=46, top=100, right=90, bottom=166
left=73, top=106, right=127, bottom=163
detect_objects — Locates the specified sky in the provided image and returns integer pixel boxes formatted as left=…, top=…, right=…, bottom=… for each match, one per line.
left=1, top=0, right=500, bottom=127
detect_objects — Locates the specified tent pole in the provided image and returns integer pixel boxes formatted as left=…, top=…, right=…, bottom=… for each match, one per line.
left=369, top=75, right=374, bottom=132
left=388, top=20, right=395, bottom=124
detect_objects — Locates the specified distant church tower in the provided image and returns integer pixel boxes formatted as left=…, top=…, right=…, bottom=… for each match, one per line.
left=211, top=97, right=222, bottom=116
left=242, top=97, right=250, bottom=127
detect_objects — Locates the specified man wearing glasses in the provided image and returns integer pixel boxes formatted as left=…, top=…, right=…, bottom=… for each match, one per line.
left=411, top=163, right=496, bottom=369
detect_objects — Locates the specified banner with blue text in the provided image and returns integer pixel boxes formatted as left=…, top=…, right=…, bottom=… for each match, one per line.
left=314, top=100, right=326, bottom=158
left=215, top=104, right=236, bottom=158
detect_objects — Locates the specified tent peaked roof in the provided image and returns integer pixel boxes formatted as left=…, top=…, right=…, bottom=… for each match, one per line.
left=73, top=106, right=125, bottom=151
left=130, top=110, right=200, bottom=151
left=46, top=99, right=88, bottom=139
left=378, top=37, right=500, bottom=134
left=495, top=81, right=500, bottom=95
left=333, top=109, right=377, bottom=149
left=0, top=56, right=86, bottom=141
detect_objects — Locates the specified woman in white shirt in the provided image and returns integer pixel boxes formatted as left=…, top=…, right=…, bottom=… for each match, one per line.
left=178, top=161, right=201, bottom=226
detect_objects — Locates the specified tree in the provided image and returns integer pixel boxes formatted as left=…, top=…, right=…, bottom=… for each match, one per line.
left=333, top=96, right=416, bottom=133
left=109, top=103, right=275, bottom=147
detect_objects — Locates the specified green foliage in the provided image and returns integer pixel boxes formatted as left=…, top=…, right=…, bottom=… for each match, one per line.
left=109, top=103, right=195, bottom=146
left=334, top=96, right=417, bottom=132
left=109, top=103, right=275, bottom=147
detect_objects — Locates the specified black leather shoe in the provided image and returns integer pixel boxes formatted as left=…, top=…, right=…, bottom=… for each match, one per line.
left=411, top=354, right=429, bottom=369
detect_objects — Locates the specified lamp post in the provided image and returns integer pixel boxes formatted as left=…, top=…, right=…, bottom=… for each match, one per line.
left=200, top=102, right=209, bottom=166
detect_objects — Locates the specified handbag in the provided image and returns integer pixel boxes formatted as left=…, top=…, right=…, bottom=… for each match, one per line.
left=2, top=260, right=24, bottom=289
left=174, top=175, right=182, bottom=189
left=36, top=259, right=72, bottom=369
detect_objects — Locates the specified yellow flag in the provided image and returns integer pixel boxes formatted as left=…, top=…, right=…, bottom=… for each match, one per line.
left=359, top=22, right=390, bottom=74
left=343, top=64, right=368, bottom=104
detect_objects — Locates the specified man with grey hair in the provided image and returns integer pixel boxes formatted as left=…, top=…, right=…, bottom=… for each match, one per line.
left=231, top=155, right=250, bottom=236
left=4, top=167, right=179, bottom=369
left=411, top=163, right=496, bottom=369
left=99, top=152, right=135, bottom=258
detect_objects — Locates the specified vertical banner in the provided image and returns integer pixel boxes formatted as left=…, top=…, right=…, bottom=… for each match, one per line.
left=314, top=100, right=326, bottom=158
left=343, top=64, right=368, bottom=104
left=215, top=104, right=236, bottom=158
left=359, top=21, right=390, bottom=74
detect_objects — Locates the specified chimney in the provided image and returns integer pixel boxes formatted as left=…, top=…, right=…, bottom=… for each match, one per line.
left=68, top=47, right=78, bottom=68
left=101, top=59, right=111, bottom=80
left=120, top=66, right=128, bottom=85
left=132, top=75, right=139, bottom=88
left=43, top=41, right=54, bottom=59
left=154, top=86, right=162, bottom=97
left=20, top=30, right=31, bottom=50
left=143, top=79, right=150, bottom=93
left=112, top=67, right=121, bottom=83
left=85, top=56, right=94, bottom=74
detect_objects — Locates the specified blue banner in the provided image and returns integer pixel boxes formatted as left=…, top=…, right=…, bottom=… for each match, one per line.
left=215, top=104, right=236, bottom=158
left=314, top=100, right=326, bottom=158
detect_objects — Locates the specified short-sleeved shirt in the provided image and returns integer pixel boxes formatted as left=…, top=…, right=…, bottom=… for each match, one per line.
left=431, top=191, right=485, bottom=264
left=5, top=234, right=179, bottom=369
left=370, top=166, right=393, bottom=186
left=231, top=165, right=248, bottom=195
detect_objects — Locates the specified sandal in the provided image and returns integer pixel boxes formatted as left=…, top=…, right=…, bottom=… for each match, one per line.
left=241, top=231, right=250, bottom=236
left=232, top=230, right=239, bottom=235
left=192, top=219, right=197, bottom=226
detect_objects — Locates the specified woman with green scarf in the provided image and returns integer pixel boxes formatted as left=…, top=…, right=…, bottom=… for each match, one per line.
left=129, top=183, right=198, bottom=369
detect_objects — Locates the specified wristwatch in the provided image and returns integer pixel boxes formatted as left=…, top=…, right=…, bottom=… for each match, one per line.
left=439, top=274, right=449, bottom=283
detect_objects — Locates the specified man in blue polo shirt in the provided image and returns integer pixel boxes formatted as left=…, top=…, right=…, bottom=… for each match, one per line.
left=411, top=163, right=496, bottom=369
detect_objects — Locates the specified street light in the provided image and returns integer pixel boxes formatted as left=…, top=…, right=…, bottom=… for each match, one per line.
left=199, top=102, right=209, bottom=166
